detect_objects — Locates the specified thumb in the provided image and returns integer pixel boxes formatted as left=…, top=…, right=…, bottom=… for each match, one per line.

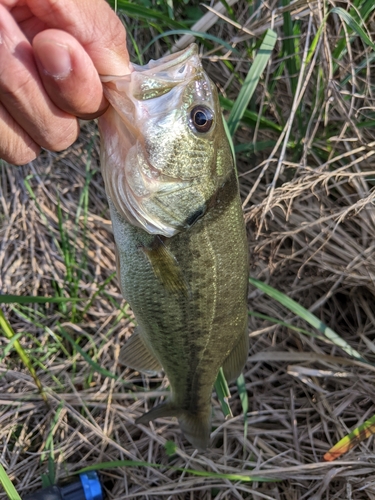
left=33, top=29, right=109, bottom=118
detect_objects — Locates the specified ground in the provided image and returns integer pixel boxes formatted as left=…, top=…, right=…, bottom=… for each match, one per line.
left=1, top=0, right=375, bottom=498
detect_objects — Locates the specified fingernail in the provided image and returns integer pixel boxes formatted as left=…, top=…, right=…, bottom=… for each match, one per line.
left=36, top=41, right=72, bottom=79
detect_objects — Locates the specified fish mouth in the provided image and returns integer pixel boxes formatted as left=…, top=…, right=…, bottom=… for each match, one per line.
left=136, top=43, right=200, bottom=76
left=100, top=44, right=201, bottom=90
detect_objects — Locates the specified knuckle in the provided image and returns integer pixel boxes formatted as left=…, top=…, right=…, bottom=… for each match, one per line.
left=0, top=69, right=36, bottom=105
left=42, top=118, right=79, bottom=152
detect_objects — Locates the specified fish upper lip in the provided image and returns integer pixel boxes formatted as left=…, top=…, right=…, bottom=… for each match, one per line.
left=138, top=44, right=200, bottom=76
left=99, top=66, right=134, bottom=81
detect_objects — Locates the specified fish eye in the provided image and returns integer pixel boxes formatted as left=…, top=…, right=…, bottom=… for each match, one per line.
left=190, top=106, right=214, bottom=133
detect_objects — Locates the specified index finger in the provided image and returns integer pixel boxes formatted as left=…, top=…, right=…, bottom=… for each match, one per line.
left=12, top=0, right=130, bottom=76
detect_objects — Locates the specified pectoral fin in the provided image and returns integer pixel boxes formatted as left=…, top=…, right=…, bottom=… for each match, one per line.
left=141, top=237, right=188, bottom=296
left=222, top=329, right=249, bottom=383
left=120, top=329, right=162, bottom=375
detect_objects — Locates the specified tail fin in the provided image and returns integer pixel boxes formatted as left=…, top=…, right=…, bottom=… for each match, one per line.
left=136, top=403, right=211, bottom=451
left=178, top=410, right=211, bottom=452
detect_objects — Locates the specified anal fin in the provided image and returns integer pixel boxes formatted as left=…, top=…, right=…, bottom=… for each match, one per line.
left=120, top=329, right=162, bottom=376
left=222, top=329, right=249, bottom=383
left=136, top=402, right=179, bottom=424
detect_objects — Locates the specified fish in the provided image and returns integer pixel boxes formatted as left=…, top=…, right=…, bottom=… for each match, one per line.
left=98, top=44, right=249, bottom=451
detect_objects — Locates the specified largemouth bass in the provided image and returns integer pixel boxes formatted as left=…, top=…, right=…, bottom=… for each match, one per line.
left=99, top=44, right=249, bottom=451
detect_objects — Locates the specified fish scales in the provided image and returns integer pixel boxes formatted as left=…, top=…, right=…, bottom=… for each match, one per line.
left=99, top=44, right=249, bottom=450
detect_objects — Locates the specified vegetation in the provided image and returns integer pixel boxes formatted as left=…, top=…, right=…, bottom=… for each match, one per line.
left=1, top=0, right=375, bottom=498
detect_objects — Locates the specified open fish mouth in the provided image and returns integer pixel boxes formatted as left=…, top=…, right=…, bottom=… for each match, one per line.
left=100, top=44, right=201, bottom=103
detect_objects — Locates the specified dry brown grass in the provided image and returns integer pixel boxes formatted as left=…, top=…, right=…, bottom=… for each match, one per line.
left=2, top=0, right=375, bottom=498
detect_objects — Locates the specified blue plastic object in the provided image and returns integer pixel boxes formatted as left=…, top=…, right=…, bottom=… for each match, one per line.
left=23, top=471, right=104, bottom=500
left=80, top=472, right=103, bottom=500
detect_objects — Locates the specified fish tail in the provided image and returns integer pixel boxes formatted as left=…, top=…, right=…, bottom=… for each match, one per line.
left=178, top=410, right=211, bottom=452
left=136, top=403, right=211, bottom=451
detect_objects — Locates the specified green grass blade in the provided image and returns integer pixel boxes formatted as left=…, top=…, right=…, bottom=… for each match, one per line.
left=214, top=367, right=232, bottom=419
left=219, top=97, right=282, bottom=132
left=81, top=272, right=116, bottom=316
left=23, top=177, right=62, bottom=255
left=41, top=456, right=55, bottom=489
left=222, top=115, right=236, bottom=165
left=305, top=19, right=325, bottom=66
left=0, top=309, right=48, bottom=404
left=236, top=373, right=248, bottom=445
left=324, top=413, right=375, bottom=461
left=340, top=50, right=375, bottom=85
left=0, top=295, right=82, bottom=304
left=143, top=30, right=240, bottom=55
left=227, top=29, right=277, bottom=135
left=78, top=460, right=279, bottom=482
left=234, top=140, right=291, bottom=154
left=248, top=310, right=321, bottom=338
left=125, top=26, right=144, bottom=65
left=0, top=332, right=23, bottom=363
left=57, top=325, right=120, bottom=381
left=57, top=325, right=142, bottom=390
left=282, top=0, right=298, bottom=94
left=361, top=0, right=375, bottom=20
left=248, top=278, right=367, bottom=363
left=358, top=119, right=375, bottom=128
left=217, top=0, right=234, bottom=18
left=0, top=464, right=21, bottom=500
left=331, top=7, right=375, bottom=51
left=107, top=0, right=187, bottom=29
left=41, top=402, right=64, bottom=463
left=330, top=0, right=375, bottom=63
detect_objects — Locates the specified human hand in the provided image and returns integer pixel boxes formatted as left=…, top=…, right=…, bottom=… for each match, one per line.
left=0, top=0, right=130, bottom=165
